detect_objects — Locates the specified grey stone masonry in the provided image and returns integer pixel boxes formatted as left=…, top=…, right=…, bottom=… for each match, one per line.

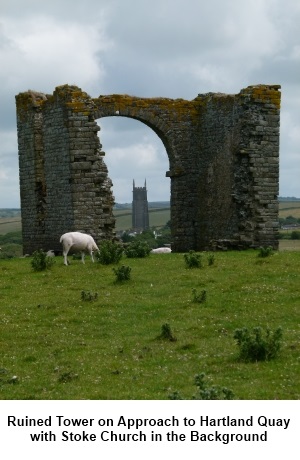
left=16, top=84, right=281, bottom=253
left=16, top=86, right=115, bottom=254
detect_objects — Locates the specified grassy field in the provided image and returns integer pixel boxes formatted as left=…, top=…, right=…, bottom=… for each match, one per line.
left=1, top=201, right=300, bottom=234
left=0, top=217, right=22, bottom=235
left=279, top=201, right=300, bottom=219
left=113, top=208, right=170, bottom=231
left=279, top=240, right=300, bottom=251
left=0, top=209, right=170, bottom=235
left=0, top=250, right=299, bottom=400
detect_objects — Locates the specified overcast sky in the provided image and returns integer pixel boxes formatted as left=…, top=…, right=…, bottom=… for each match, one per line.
left=0, top=0, right=299, bottom=207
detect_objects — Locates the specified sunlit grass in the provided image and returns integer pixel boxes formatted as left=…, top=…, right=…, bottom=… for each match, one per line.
left=0, top=249, right=299, bottom=400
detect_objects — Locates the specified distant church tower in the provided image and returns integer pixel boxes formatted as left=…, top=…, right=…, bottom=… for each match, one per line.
left=132, top=179, right=149, bottom=232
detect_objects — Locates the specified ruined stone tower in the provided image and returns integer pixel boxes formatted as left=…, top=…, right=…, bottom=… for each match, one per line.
left=16, top=84, right=281, bottom=254
left=132, top=179, right=149, bottom=232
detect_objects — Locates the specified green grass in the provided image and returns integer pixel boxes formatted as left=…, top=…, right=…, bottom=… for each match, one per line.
left=0, top=250, right=299, bottom=400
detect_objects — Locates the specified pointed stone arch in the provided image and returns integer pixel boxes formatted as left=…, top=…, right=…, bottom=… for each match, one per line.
left=16, top=84, right=281, bottom=253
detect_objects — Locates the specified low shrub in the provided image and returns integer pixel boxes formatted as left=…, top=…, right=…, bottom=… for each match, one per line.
left=168, top=372, right=234, bottom=400
left=184, top=250, right=202, bottom=268
left=113, top=265, right=131, bottom=282
left=257, top=246, right=274, bottom=258
left=157, top=323, right=177, bottom=342
left=124, top=240, right=151, bottom=258
left=233, top=326, right=283, bottom=362
left=207, top=253, right=215, bottom=266
left=96, top=240, right=123, bottom=265
left=193, top=372, right=234, bottom=400
left=31, top=250, right=55, bottom=271
left=81, top=290, right=98, bottom=301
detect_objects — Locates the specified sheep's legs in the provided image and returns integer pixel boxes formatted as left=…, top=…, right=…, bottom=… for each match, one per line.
left=62, top=248, right=94, bottom=264
left=81, top=251, right=95, bottom=263
left=63, top=252, right=69, bottom=265
left=62, top=246, right=71, bottom=265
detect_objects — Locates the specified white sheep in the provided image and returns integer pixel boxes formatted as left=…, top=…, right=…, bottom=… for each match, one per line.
left=60, top=232, right=99, bottom=266
left=150, top=247, right=172, bottom=254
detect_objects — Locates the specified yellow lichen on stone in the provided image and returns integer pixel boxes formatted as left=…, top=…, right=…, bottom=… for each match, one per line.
left=244, top=85, right=281, bottom=109
left=66, top=101, right=86, bottom=111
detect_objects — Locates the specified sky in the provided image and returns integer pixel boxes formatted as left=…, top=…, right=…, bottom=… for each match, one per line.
left=0, top=0, right=299, bottom=207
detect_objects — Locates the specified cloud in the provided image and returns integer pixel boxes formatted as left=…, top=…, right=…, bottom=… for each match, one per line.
left=0, top=3, right=113, bottom=207
left=279, top=108, right=300, bottom=197
left=0, top=16, right=111, bottom=94
left=99, top=118, right=170, bottom=202
left=100, top=0, right=285, bottom=96
left=0, top=129, right=20, bottom=207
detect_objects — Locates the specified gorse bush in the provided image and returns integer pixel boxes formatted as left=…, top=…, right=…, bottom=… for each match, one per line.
left=124, top=240, right=151, bottom=258
left=96, top=240, right=123, bottom=265
left=257, top=246, right=274, bottom=258
left=81, top=290, right=98, bottom=301
left=168, top=372, right=234, bottom=400
left=233, top=326, right=283, bottom=362
left=184, top=250, right=202, bottom=268
left=113, top=265, right=131, bottom=282
left=31, top=250, right=55, bottom=271
left=207, top=253, right=215, bottom=266
left=193, top=372, right=234, bottom=400
left=157, top=323, right=177, bottom=342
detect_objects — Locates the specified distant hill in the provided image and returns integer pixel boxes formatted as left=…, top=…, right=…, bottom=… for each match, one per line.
left=113, top=203, right=131, bottom=210
left=0, top=209, right=21, bottom=218
left=114, top=201, right=170, bottom=210
left=279, top=197, right=300, bottom=201
left=148, top=201, right=170, bottom=208
left=2, top=199, right=300, bottom=215
left=118, top=199, right=300, bottom=206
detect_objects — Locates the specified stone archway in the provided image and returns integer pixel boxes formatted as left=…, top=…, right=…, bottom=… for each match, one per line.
left=97, top=115, right=170, bottom=212
left=16, top=84, right=281, bottom=254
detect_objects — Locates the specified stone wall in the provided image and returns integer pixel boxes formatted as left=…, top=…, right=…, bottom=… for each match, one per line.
left=16, top=86, right=115, bottom=254
left=15, top=84, right=281, bottom=253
